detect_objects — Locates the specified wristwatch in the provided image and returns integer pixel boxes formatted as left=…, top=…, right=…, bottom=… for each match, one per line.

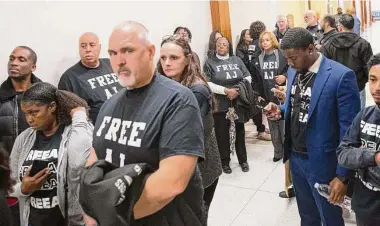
left=337, top=175, right=349, bottom=185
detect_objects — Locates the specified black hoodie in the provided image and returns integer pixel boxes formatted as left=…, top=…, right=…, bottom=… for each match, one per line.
left=319, top=29, right=338, bottom=45
left=319, top=32, right=373, bottom=91
left=0, top=74, right=41, bottom=154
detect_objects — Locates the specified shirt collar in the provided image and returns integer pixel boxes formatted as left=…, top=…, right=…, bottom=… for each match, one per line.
left=308, top=53, right=322, bottom=74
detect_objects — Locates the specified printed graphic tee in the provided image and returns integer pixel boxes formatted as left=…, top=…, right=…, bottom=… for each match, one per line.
left=290, top=72, right=316, bottom=154
left=203, top=56, right=250, bottom=112
left=261, top=52, right=280, bottom=104
left=340, top=106, right=380, bottom=219
left=58, top=58, right=123, bottom=123
left=20, top=125, right=65, bottom=226
left=93, top=74, right=206, bottom=224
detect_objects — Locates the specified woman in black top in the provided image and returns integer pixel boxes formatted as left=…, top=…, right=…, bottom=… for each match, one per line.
left=236, top=29, right=253, bottom=67
left=0, top=145, right=15, bottom=226
left=203, top=37, right=251, bottom=174
left=157, top=36, right=222, bottom=215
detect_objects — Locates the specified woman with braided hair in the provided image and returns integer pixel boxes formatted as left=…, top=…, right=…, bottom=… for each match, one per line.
left=9, top=82, right=93, bottom=226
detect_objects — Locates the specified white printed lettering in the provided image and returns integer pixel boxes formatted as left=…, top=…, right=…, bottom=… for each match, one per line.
left=97, top=116, right=112, bottom=137
left=128, top=122, right=146, bottom=147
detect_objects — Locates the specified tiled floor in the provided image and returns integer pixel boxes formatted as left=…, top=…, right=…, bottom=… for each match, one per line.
left=209, top=22, right=380, bottom=226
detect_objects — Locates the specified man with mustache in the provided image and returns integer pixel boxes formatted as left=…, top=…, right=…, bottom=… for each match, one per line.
left=0, top=46, right=41, bottom=226
left=83, top=21, right=206, bottom=226
left=58, top=32, right=123, bottom=123
left=337, top=53, right=380, bottom=226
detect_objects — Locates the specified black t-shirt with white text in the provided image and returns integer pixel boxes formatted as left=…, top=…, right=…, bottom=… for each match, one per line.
left=261, top=52, right=280, bottom=104
left=93, top=74, right=206, bottom=225
left=290, top=72, right=316, bottom=154
left=58, top=58, right=123, bottom=123
left=21, top=126, right=65, bottom=226
left=203, top=56, right=250, bottom=112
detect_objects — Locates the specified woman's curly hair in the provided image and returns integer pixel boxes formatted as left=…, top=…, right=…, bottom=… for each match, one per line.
left=0, top=145, right=15, bottom=195
left=249, top=21, right=266, bottom=41
left=21, top=82, right=89, bottom=125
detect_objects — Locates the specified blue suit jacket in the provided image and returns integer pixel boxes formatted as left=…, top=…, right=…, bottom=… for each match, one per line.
left=281, top=55, right=361, bottom=181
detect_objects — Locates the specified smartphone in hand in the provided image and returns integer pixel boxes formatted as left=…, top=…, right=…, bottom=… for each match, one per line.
left=29, top=159, right=54, bottom=177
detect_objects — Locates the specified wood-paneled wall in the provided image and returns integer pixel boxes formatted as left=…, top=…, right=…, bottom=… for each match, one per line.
left=210, top=0, right=232, bottom=42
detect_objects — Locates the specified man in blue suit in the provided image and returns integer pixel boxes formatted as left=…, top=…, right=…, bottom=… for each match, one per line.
left=264, top=28, right=361, bottom=226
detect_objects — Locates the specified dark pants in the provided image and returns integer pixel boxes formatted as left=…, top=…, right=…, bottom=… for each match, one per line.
left=352, top=177, right=380, bottom=226
left=268, top=120, right=284, bottom=159
left=356, top=216, right=380, bottom=226
left=213, top=112, right=247, bottom=166
left=203, top=179, right=219, bottom=211
left=290, top=152, right=344, bottom=226
left=252, top=112, right=265, bottom=133
left=10, top=202, right=20, bottom=226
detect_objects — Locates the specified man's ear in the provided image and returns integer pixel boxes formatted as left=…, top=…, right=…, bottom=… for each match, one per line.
left=148, top=44, right=156, bottom=60
left=49, top=101, right=57, bottom=113
left=31, top=65, right=37, bottom=72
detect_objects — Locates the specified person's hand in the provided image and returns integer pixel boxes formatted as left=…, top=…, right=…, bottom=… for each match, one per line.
left=273, top=88, right=286, bottom=102
left=225, top=88, right=239, bottom=100
left=275, top=85, right=285, bottom=92
left=21, top=168, right=49, bottom=194
left=70, top=107, right=86, bottom=117
left=275, top=75, right=286, bottom=85
left=263, top=102, right=281, bottom=120
left=329, top=177, right=348, bottom=205
left=83, top=213, right=98, bottom=226
left=258, top=96, right=265, bottom=102
left=375, top=152, right=380, bottom=165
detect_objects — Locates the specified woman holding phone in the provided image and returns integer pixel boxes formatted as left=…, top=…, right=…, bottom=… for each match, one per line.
left=10, top=82, right=92, bottom=226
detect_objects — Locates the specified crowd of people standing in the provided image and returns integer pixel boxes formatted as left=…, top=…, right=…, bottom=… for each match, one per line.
left=0, top=5, right=379, bottom=226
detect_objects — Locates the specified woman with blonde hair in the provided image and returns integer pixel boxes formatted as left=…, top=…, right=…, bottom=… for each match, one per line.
left=256, top=31, right=288, bottom=162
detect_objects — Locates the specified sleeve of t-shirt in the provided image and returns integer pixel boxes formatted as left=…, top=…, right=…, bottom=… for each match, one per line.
left=191, top=85, right=211, bottom=118
left=337, top=110, right=377, bottom=170
left=237, top=57, right=251, bottom=78
left=159, top=94, right=205, bottom=161
left=58, top=73, right=73, bottom=91
left=203, top=61, right=214, bottom=81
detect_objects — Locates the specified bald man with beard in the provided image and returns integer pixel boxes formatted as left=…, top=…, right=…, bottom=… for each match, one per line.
left=58, top=32, right=123, bottom=123
left=83, top=21, right=206, bottom=226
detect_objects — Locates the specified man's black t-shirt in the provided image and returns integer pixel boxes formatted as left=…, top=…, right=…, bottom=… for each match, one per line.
left=93, top=74, right=205, bottom=225
left=20, top=126, right=65, bottom=226
left=58, top=58, right=123, bottom=123
left=290, top=72, right=317, bottom=154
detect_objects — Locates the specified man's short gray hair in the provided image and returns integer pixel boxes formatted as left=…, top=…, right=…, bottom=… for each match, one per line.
left=277, top=15, right=288, bottom=22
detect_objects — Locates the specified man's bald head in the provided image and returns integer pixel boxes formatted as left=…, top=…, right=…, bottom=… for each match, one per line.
left=79, top=32, right=99, bottom=43
left=79, top=32, right=101, bottom=68
left=108, top=21, right=156, bottom=90
left=111, top=21, right=151, bottom=46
